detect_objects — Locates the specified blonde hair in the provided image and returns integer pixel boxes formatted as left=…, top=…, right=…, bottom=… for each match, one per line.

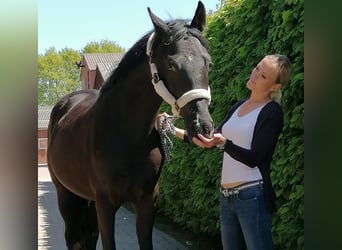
left=266, top=54, right=292, bottom=103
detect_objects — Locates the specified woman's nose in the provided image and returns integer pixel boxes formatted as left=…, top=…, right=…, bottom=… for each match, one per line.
left=253, top=70, right=259, bottom=80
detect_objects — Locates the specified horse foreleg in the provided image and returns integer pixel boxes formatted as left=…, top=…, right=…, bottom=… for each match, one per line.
left=80, top=201, right=99, bottom=250
left=135, top=190, right=159, bottom=250
left=96, top=194, right=120, bottom=250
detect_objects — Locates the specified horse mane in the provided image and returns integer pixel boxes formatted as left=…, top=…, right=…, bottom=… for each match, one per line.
left=99, top=19, right=208, bottom=94
left=99, top=32, right=151, bottom=94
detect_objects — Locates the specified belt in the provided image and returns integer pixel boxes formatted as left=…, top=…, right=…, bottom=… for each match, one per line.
left=220, top=180, right=263, bottom=197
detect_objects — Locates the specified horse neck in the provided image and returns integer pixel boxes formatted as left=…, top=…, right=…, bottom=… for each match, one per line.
left=98, top=64, right=162, bottom=143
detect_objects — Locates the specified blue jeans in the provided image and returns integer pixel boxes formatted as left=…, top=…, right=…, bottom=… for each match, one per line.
left=220, top=185, right=273, bottom=250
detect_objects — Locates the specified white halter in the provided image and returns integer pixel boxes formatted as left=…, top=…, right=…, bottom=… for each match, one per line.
left=146, top=32, right=211, bottom=117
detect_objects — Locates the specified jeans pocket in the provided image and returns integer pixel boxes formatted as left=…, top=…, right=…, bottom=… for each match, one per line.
left=236, top=186, right=261, bottom=202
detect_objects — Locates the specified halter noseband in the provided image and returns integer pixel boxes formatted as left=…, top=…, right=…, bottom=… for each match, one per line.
left=146, top=32, right=211, bottom=117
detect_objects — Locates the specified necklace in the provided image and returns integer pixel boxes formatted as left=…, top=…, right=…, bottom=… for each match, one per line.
left=246, top=98, right=270, bottom=105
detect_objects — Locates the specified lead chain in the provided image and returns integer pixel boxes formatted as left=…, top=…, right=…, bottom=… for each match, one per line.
left=157, top=116, right=176, bottom=162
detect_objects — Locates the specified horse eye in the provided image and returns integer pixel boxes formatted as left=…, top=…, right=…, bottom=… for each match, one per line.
left=168, top=60, right=177, bottom=72
left=207, top=61, right=213, bottom=71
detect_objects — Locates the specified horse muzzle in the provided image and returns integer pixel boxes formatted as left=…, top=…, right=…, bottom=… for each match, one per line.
left=192, top=118, right=214, bottom=139
left=181, top=98, right=214, bottom=141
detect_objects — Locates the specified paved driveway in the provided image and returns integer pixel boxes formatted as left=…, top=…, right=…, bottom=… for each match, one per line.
left=38, top=165, right=188, bottom=250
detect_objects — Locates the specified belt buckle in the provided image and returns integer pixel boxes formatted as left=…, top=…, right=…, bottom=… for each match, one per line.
left=221, top=189, right=229, bottom=197
left=221, top=188, right=239, bottom=197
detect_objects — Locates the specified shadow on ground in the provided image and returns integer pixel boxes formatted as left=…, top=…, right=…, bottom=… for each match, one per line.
left=125, top=203, right=223, bottom=250
left=38, top=180, right=222, bottom=250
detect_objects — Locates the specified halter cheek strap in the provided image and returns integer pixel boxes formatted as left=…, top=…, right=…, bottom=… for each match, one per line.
left=146, top=32, right=211, bottom=117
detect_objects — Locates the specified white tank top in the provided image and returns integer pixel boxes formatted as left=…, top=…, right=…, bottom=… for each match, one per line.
left=221, top=103, right=265, bottom=185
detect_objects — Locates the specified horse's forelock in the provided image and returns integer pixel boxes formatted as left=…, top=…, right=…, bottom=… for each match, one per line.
left=166, top=20, right=208, bottom=49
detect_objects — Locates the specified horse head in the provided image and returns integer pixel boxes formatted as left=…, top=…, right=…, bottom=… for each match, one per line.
left=147, top=1, right=214, bottom=140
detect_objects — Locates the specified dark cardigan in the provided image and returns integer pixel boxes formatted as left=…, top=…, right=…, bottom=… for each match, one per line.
left=185, top=100, right=283, bottom=212
left=216, top=100, right=283, bottom=213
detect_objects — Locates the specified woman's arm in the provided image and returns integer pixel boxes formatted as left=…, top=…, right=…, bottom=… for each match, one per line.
left=223, top=105, right=283, bottom=167
left=156, top=113, right=188, bottom=141
left=195, top=102, right=283, bottom=167
left=174, top=127, right=186, bottom=140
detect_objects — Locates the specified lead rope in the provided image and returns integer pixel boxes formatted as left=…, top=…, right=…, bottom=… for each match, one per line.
left=156, top=116, right=177, bottom=162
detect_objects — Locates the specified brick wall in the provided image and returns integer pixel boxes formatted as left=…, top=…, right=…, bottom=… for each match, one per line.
left=38, top=129, right=48, bottom=165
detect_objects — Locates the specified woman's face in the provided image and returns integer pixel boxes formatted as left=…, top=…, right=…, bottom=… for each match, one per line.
left=246, top=56, right=280, bottom=95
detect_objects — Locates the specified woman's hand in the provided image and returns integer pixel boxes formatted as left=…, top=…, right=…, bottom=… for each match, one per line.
left=192, top=133, right=226, bottom=148
left=157, top=112, right=171, bottom=119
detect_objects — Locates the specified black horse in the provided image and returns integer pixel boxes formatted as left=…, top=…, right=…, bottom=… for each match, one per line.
left=47, top=2, right=213, bottom=249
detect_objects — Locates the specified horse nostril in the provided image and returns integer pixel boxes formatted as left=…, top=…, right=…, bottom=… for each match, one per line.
left=193, top=123, right=201, bottom=134
left=201, top=124, right=212, bottom=138
left=193, top=122, right=213, bottom=138
left=191, top=117, right=214, bottom=138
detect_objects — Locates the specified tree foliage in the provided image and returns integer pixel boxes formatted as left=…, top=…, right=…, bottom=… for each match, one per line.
left=38, top=40, right=125, bottom=105
left=82, top=39, right=124, bottom=54
left=38, top=47, right=82, bottom=105
left=158, top=0, right=304, bottom=249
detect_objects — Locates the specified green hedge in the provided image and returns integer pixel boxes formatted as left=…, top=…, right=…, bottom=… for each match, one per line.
left=158, top=0, right=304, bottom=249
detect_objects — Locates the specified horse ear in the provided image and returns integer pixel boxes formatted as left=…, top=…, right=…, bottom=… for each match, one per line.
left=147, top=7, right=171, bottom=42
left=190, top=1, right=206, bottom=32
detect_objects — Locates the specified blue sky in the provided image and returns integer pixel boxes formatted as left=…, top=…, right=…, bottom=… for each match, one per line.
left=38, top=0, right=220, bottom=54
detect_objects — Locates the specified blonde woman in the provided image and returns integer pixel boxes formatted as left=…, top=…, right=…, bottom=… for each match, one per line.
left=159, top=54, right=292, bottom=250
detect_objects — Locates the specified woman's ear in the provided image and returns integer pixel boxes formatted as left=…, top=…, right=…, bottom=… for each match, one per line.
left=271, top=83, right=282, bottom=92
